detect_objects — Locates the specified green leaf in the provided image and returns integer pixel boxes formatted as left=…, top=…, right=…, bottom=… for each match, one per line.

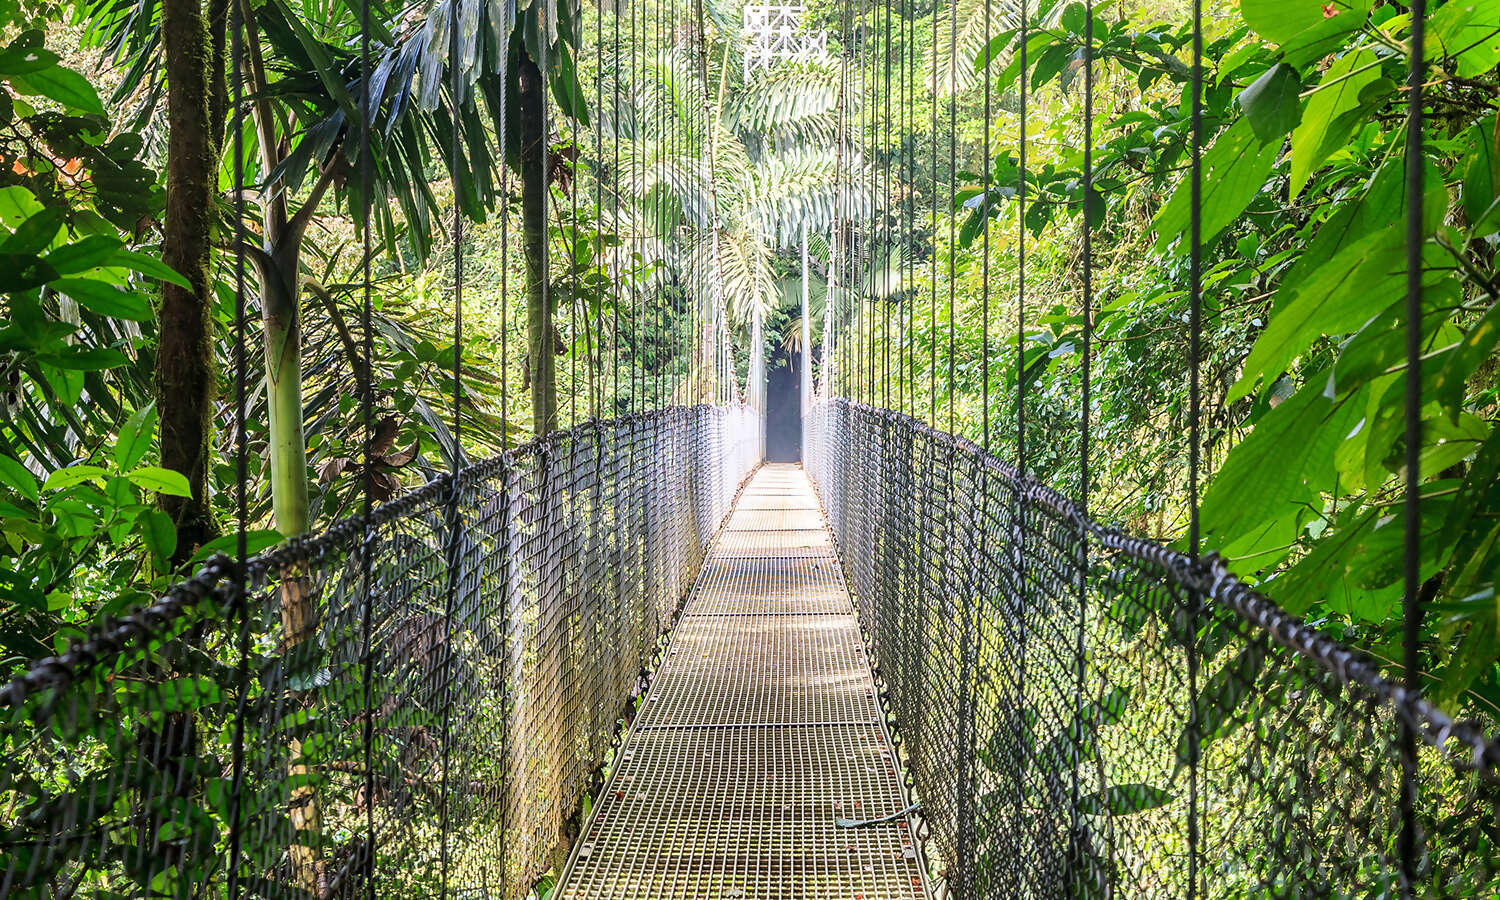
left=34, top=347, right=129, bottom=371
left=1178, top=641, right=1267, bottom=766
left=1238, top=0, right=1367, bottom=46
left=126, top=466, right=192, bottom=497
left=52, top=277, right=154, bottom=321
left=1443, top=429, right=1500, bottom=554
left=0, top=46, right=59, bottom=76
left=138, top=507, right=176, bottom=561
left=0, top=207, right=63, bottom=255
left=1433, top=295, right=1500, bottom=409
left=11, top=64, right=105, bottom=116
left=0, top=185, right=44, bottom=227
left=114, top=402, right=157, bottom=470
left=1237, top=63, right=1302, bottom=144
left=188, top=529, right=285, bottom=564
left=1273, top=492, right=1455, bottom=618
left=44, top=236, right=123, bottom=274
left=1289, top=49, right=1379, bottom=198
left=1428, top=0, right=1500, bottom=77
left=43, top=465, right=108, bottom=491
left=1203, top=378, right=1370, bottom=547
left=1230, top=226, right=1404, bottom=401
left=0, top=253, right=58, bottom=291
left=1078, top=783, right=1173, bottom=816
left=1463, top=115, right=1500, bottom=234
left=0, top=454, right=39, bottom=502
left=1153, top=118, right=1281, bottom=253
left=109, top=248, right=192, bottom=289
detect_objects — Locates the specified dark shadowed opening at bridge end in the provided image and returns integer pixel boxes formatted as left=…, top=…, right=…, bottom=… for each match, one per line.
left=766, top=345, right=801, bottom=462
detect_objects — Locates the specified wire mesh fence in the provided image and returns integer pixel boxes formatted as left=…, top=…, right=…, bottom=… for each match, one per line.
left=0, top=403, right=759, bottom=900
left=806, top=397, right=1500, bottom=899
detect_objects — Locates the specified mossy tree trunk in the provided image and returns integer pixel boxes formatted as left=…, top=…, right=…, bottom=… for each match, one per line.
left=158, top=0, right=220, bottom=565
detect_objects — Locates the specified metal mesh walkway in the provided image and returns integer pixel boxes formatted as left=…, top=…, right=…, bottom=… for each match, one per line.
left=557, top=464, right=931, bottom=900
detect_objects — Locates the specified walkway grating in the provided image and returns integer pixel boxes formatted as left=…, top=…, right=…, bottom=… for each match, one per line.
left=557, top=464, right=932, bottom=900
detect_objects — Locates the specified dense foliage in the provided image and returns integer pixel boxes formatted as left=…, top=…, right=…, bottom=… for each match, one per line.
left=818, top=0, right=1500, bottom=720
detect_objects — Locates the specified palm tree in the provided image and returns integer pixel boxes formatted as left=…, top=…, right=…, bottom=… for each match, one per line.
left=592, top=21, right=870, bottom=401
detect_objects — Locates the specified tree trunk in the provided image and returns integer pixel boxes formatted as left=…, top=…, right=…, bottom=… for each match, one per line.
left=518, top=47, right=556, bottom=435
left=158, top=0, right=218, bottom=565
left=263, top=270, right=310, bottom=539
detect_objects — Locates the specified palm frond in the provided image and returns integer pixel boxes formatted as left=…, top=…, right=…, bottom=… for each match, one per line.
left=740, top=148, right=872, bottom=248
left=925, top=0, right=1020, bottom=96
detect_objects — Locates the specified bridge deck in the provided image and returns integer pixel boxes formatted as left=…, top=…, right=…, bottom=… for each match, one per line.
left=557, top=464, right=931, bottom=900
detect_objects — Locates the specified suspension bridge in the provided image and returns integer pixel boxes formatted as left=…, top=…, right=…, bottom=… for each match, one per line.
left=3, top=0, right=1499, bottom=893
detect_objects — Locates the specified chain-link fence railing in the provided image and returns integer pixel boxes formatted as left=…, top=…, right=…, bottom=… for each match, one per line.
left=1, top=404, right=759, bottom=900
left=806, top=397, right=1500, bottom=899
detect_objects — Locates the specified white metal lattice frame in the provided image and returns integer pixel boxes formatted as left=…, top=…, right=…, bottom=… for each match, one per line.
left=742, top=3, right=828, bottom=79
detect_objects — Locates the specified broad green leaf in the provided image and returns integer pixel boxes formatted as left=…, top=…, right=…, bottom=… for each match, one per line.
left=1433, top=295, right=1500, bottom=409
left=0, top=46, right=59, bottom=76
left=37, top=363, right=83, bottom=404
left=1323, top=272, right=1458, bottom=401
left=11, top=64, right=105, bottom=116
left=188, top=529, right=285, bottom=564
left=1442, top=428, right=1500, bottom=553
left=1273, top=492, right=1454, bottom=618
left=1435, top=615, right=1496, bottom=710
left=44, top=236, right=122, bottom=274
left=126, top=466, right=192, bottom=497
left=0, top=207, right=62, bottom=255
left=1153, top=118, right=1281, bottom=253
left=34, top=347, right=129, bottom=371
left=52, top=278, right=154, bottom=321
left=0, top=454, right=38, bottom=502
left=1203, top=378, right=1370, bottom=547
left=114, top=402, right=158, bottom=470
left=0, top=253, right=58, bottom=291
left=1078, top=783, right=1173, bottom=816
left=43, top=465, right=108, bottom=491
left=1239, top=0, right=1367, bottom=45
left=1237, top=63, right=1302, bottom=144
left=1230, top=227, right=1402, bottom=400
left=1289, top=49, right=1379, bottom=197
left=0, top=185, right=44, bottom=227
left=109, top=248, right=192, bottom=289
left=1464, top=115, right=1500, bottom=233
left=1427, top=0, right=1500, bottom=77
left=138, top=507, right=176, bottom=560
left=1266, top=157, right=1442, bottom=325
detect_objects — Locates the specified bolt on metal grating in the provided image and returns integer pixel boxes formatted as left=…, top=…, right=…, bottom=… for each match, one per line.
left=556, top=464, right=932, bottom=900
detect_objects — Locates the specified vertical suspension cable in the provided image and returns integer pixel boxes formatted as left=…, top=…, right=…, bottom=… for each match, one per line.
left=928, top=0, right=937, bottom=427
left=593, top=0, right=605, bottom=417
left=1399, top=0, right=1427, bottom=890
left=895, top=0, right=905, bottom=419
left=438, top=0, right=465, bottom=892
left=612, top=0, right=622, bottom=414
left=1012, top=0, right=1030, bottom=882
left=357, top=0, right=377, bottom=890
left=570, top=19, right=581, bottom=426
left=881, top=0, right=891, bottom=412
left=979, top=0, right=991, bottom=450
left=1015, top=0, right=1027, bottom=485
left=1185, top=0, right=1204, bottom=893
left=225, top=0, right=250, bottom=892
left=1072, top=0, right=1095, bottom=884
left=946, top=0, right=956, bottom=435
